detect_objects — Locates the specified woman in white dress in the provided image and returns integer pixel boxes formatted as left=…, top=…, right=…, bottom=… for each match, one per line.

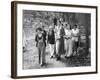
left=64, top=24, right=73, bottom=58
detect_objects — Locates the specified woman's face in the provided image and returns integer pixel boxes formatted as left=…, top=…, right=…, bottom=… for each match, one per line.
left=65, top=24, right=69, bottom=29
left=37, top=30, right=42, bottom=35
left=74, top=26, right=77, bottom=29
left=49, top=28, right=53, bottom=35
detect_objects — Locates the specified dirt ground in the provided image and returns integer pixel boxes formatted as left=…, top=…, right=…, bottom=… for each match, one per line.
left=23, top=39, right=91, bottom=70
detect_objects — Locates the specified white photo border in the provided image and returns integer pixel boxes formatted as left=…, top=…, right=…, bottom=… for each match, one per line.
left=14, top=1, right=97, bottom=77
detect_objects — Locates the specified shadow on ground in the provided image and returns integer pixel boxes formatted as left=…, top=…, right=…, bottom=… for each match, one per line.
left=23, top=42, right=91, bottom=69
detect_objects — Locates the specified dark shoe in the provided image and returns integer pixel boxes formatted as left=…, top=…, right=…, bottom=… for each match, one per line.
left=56, top=57, right=61, bottom=61
left=50, top=56, right=53, bottom=59
left=64, top=56, right=68, bottom=59
left=40, top=63, right=44, bottom=66
left=64, top=56, right=71, bottom=59
left=40, top=62, right=46, bottom=66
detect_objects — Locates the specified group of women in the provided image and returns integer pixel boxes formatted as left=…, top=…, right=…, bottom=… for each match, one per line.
left=35, top=19, right=79, bottom=66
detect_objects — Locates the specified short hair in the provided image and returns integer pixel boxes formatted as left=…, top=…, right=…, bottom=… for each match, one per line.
left=36, top=27, right=42, bottom=32
left=74, top=24, right=77, bottom=27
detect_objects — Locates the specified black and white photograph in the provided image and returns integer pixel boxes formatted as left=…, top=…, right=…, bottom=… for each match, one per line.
left=23, top=10, right=91, bottom=69
left=11, top=1, right=97, bottom=78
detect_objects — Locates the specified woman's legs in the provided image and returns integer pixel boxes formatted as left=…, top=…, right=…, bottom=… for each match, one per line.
left=73, top=40, right=79, bottom=56
left=75, top=41, right=79, bottom=52
left=67, top=39, right=73, bottom=57
left=38, top=47, right=41, bottom=64
left=41, top=46, right=45, bottom=65
left=56, top=40, right=61, bottom=60
left=64, top=39, right=68, bottom=57
left=49, top=44, right=54, bottom=57
left=38, top=42, right=45, bottom=66
left=64, top=39, right=73, bottom=57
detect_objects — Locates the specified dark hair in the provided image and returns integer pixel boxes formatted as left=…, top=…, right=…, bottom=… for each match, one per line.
left=74, top=24, right=77, bottom=27
left=36, top=27, right=42, bottom=32
left=65, top=24, right=68, bottom=26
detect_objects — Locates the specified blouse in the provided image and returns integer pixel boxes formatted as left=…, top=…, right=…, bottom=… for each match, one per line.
left=64, top=29, right=73, bottom=39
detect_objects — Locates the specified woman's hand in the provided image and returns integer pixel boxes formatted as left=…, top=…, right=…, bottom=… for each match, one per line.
left=64, top=35, right=68, bottom=38
left=64, top=35, right=71, bottom=39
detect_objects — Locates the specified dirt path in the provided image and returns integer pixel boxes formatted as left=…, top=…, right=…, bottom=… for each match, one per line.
left=23, top=45, right=90, bottom=69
